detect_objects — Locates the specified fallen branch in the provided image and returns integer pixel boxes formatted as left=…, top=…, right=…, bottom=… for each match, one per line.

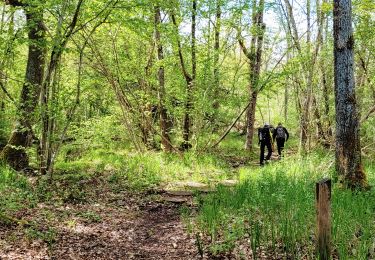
left=212, top=101, right=251, bottom=148
left=210, top=18, right=320, bottom=148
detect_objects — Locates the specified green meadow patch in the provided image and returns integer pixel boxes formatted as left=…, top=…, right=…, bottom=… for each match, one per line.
left=191, top=154, right=375, bottom=259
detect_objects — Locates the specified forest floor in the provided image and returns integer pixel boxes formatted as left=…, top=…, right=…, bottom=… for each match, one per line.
left=0, top=185, right=202, bottom=259
left=0, top=150, right=292, bottom=260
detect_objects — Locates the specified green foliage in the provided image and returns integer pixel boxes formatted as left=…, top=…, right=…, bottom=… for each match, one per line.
left=35, top=173, right=98, bottom=203
left=0, top=166, right=36, bottom=216
left=25, top=226, right=56, bottom=246
left=76, top=210, right=102, bottom=223
left=193, top=153, right=375, bottom=258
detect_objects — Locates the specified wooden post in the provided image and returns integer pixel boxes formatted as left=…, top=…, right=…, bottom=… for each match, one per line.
left=316, top=178, right=331, bottom=260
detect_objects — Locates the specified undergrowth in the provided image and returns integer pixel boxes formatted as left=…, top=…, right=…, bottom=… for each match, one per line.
left=0, top=129, right=374, bottom=258
left=191, top=153, right=375, bottom=259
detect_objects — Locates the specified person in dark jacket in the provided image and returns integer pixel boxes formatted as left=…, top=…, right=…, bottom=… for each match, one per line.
left=258, top=123, right=273, bottom=166
left=272, top=123, right=289, bottom=158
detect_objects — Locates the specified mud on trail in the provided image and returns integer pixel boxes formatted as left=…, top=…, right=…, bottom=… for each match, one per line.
left=0, top=187, right=201, bottom=260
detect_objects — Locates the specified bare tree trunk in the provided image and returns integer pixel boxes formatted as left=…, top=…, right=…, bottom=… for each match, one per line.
left=316, top=0, right=332, bottom=143
left=40, top=0, right=84, bottom=175
left=320, top=8, right=333, bottom=139
left=333, top=0, right=367, bottom=188
left=1, top=4, right=46, bottom=171
left=212, top=0, right=221, bottom=128
left=283, top=0, right=309, bottom=151
left=283, top=0, right=301, bottom=51
left=284, top=36, right=291, bottom=122
left=299, top=0, right=315, bottom=152
left=244, top=0, right=265, bottom=151
left=245, top=91, right=258, bottom=149
left=307, top=0, right=311, bottom=44
left=182, top=0, right=197, bottom=150
left=155, top=6, right=173, bottom=152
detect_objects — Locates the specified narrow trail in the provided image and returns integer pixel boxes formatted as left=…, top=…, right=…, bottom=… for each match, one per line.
left=0, top=191, right=199, bottom=259
left=51, top=201, right=198, bottom=259
left=0, top=149, right=295, bottom=259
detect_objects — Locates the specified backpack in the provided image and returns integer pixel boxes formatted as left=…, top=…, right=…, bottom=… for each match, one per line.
left=259, top=127, right=270, bottom=142
left=276, top=127, right=285, bottom=139
left=258, top=128, right=263, bottom=141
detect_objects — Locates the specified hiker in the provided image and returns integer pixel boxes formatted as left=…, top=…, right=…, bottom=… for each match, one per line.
left=273, top=123, right=289, bottom=158
left=258, top=123, right=273, bottom=166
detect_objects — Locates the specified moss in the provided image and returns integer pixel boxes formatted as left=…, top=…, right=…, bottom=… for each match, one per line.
left=0, top=131, right=30, bottom=171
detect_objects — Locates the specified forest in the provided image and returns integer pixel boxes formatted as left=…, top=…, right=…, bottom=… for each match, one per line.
left=0, top=0, right=374, bottom=259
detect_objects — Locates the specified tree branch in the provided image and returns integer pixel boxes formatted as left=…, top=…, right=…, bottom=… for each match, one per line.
left=170, top=12, right=192, bottom=84
left=0, top=80, right=15, bottom=103
left=63, top=0, right=84, bottom=40
left=71, top=0, right=119, bottom=36
left=237, top=31, right=251, bottom=59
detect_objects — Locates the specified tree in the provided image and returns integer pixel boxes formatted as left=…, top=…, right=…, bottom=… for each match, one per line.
left=211, top=0, right=222, bottom=128
left=333, top=0, right=367, bottom=188
left=1, top=0, right=46, bottom=171
left=170, top=0, right=197, bottom=150
left=238, top=0, right=266, bottom=151
left=154, top=5, right=173, bottom=152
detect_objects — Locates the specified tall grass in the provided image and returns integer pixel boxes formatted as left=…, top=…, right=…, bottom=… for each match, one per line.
left=194, top=154, right=375, bottom=259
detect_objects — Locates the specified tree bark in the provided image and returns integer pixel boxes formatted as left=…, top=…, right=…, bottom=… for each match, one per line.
left=333, top=0, right=367, bottom=188
left=155, top=6, right=173, bottom=152
left=1, top=4, right=46, bottom=171
left=40, top=0, right=84, bottom=175
left=212, top=0, right=221, bottom=125
left=182, top=0, right=197, bottom=150
left=317, top=0, right=332, bottom=143
left=244, top=0, right=265, bottom=151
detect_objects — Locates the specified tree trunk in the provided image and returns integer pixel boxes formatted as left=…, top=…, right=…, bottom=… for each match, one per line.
left=182, top=0, right=197, bottom=150
left=245, top=91, right=258, bottom=149
left=244, top=0, right=265, bottom=150
left=283, top=0, right=301, bottom=51
left=333, top=0, right=367, bottom=188
left=1, top=7, right=46, bottom=171
left=317, top=0, right=332, bottom=142
left=307, top=0, right=311, bottom=44
left=155, top=6, right=173, bottom=152
left=299, top=0, right=316, bottom=152
left=212, top=0, right=221, bottom=127
left=40, top=0, right=84, bottom=175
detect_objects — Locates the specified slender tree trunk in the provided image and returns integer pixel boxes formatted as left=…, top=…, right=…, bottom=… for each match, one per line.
left=333, top=0, right=367, bottom=188
left=212, top=0, right=221, bottom=127
left=182, top=0, right=197, bottom=150
left=312, top=95, right=328, bottom=146
left=40, top=0, right=84, bottom=175
left=300, top=0, right=315, bottom=152
left=284, top=28, right=292, bottom=122
left=155, top=6, right=173, bottom=152
left=1, top=6, right=46, bottom=171
left=245, top=91, right=258, bottom=149
left=307, top=0, right=311, bottom=44
left=244, top=0, right=265, bottom=150
left=320, top=6, right=333, bottom=139
left=283, top=0, right=301, bottom=51
left=317, top=0, right=332, bottom=142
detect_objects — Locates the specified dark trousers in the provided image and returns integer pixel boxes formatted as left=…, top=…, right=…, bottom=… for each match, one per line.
left=260, top=141, right=272, bottom=165
left=276, top=138, right=285, bottom=156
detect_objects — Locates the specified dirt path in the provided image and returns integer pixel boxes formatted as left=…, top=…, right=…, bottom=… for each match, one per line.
left=0, top=152, right=275, bottom=259
left=0, top=190, right=199, bottom=260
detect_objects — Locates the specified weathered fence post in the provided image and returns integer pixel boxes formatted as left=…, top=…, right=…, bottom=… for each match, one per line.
left=316, top=178, right=331, bottom=260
